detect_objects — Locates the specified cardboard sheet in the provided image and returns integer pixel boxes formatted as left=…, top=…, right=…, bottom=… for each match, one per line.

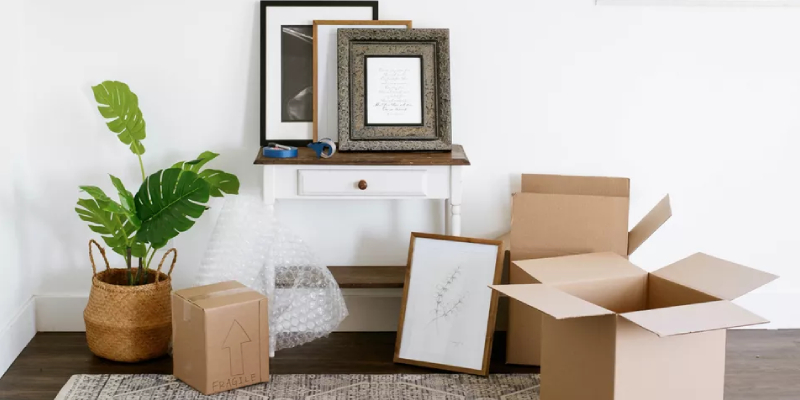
left=614, top=319, right=727, bottom=400
left=541, top=315, right=617, bottom=400
left=653, top=253, right=778, bottom=300
left=521, top=174, right=630, bottom=197
left=620, top=300, right=768, bottom=337
left=490, top=284, right=614, bottom=320
left=627, top=195, right=672, bottom=255
left=513, top=252, right=645, bottom=285
left=511, top=193, right=630, bottom=258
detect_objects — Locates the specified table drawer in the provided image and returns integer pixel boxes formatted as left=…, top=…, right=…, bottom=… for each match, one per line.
left=298, top=169, right=428, bottom=197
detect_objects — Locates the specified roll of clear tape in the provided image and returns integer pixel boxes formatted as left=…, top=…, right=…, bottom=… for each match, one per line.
left=318, top=138, right=336, bottom=159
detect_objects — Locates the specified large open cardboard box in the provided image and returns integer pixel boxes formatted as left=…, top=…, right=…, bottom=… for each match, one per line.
left=492, top=252, right=777, bottom=400
left=508, top=174, right=672, bottom=365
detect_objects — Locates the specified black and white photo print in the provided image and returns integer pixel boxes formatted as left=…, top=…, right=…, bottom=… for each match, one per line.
left=280, top=25, right=313, bottom=122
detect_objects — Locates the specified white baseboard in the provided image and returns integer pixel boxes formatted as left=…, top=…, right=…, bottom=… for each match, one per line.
left=35, top=294, right=90, bottom=332
left=0, top=297, right=36, bottom=377
left=32, top=291, right=800, bottom=332
left=34, top=290, right=408, bottom=333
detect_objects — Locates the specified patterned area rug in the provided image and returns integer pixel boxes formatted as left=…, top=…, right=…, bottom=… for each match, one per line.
left=55, top=374, right=540, bottom=399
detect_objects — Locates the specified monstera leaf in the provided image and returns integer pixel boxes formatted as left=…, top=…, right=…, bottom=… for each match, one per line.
left=172, top=151, right=240, bottom=197
left=92, top=81, right=146, bottom=155
left=108, top=174, right=140, bottom=228
left=197, top=169, right=239, bottom=197
left=171, top=151, right=218, bottom=172
left=75, top=197, right=146, bottom=258
left=134, top=168, right=211, bottom=249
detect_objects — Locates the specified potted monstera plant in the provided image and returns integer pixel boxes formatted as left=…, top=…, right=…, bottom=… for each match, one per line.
left=76, top=81, right=239, bottom=362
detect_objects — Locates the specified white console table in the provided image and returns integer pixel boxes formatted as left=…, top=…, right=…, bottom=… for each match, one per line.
left=254, top=145, right=470, bottom=288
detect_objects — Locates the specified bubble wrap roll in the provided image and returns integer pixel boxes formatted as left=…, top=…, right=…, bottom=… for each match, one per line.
left=196, top=195, right=348, bottom=353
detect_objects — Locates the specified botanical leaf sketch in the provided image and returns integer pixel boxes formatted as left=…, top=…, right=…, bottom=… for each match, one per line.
left=396, top=236, right=503, bottom=373
left=429, top=266, right=469, bottom=330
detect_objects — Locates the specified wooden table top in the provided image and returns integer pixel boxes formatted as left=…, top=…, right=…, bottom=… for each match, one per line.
left=254, top=144, right=469, bottom=166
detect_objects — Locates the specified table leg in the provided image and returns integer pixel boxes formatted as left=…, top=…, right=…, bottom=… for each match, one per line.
left=262, top=165, right=276, bottom=214
left=445, top=199, right=451, bottom=235
left=449, top=166, right=462, bottom=236
left=263, top=165, right=277, bottom=358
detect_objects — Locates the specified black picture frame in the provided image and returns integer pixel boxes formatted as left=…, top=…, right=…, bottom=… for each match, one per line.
left=363, top=55, right=425, bottom=128
left=260, top=1, right=379, bottom=147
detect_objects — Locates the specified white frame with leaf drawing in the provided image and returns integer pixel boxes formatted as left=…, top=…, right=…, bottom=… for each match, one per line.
left=394, top=233, right=504, bottom=376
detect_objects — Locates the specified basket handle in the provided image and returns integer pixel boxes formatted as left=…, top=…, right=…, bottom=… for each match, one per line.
left=155, top=248, right=177, bottom=283
left=88, top=239, right=110, bottom=277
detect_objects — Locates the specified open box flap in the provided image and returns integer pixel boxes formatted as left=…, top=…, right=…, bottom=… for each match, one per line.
left=490, top=284, right=615, bottom=320
left=627, top=195, right=672, bottom=255
left=521, top=174, right=630, bottom=197
left=513, top=252, right=646, bottom=285
left=620, top=300, right=768, bottom=337
left=653, top=253, right=778, bottom=300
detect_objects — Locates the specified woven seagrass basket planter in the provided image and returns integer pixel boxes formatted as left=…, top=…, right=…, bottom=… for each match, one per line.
left=83, top=240, right=177, bottom=363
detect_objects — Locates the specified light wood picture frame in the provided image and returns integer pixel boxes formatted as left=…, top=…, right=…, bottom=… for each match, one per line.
left=394, top=233, right=505, bottom=376
left=312, top=20, right=413, bottom=142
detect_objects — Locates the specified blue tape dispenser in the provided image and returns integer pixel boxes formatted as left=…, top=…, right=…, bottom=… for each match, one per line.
left=263, top=143, right=298, bottom=158
left=307, top=138, right=337, bottom=159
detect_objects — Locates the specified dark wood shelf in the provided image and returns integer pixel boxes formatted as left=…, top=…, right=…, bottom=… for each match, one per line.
left=274, top=266, right=407, bottom=289
left=253, top=144, right=469, bottom=166
left=329, top=266, right=406, bottom=289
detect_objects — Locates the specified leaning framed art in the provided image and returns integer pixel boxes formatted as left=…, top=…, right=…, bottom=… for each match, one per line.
left=337, top=29, right=452, bottom=151
left=313, top=20, right=413, bottom=142
left=394, top=233, right=504, bottom=376
left=260, top=1, right=378, bottom=147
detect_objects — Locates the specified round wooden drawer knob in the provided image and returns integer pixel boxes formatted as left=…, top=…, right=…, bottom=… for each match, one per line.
left=357, top=180, right=368, bottom=190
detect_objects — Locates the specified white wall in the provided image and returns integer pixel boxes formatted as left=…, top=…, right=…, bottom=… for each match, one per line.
left=13, top=0, right=800, bottom=329
left=1, top=0, right=25, bottom=326
left=0, top=0, right=36, bottom=375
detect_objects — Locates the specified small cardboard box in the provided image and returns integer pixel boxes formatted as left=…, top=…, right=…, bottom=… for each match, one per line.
left=508, top=174, right=672, bottom=365
left=172, top=281, right=270, bottom=395
left=492, top=252, right=777, bottom=400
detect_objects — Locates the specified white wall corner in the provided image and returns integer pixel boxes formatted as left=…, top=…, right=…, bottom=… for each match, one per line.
left=0, top=297, right=36, bottom=378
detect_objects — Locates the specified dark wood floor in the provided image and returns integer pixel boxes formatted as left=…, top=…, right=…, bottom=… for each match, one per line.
left=1, top=330, right=798, bottom=400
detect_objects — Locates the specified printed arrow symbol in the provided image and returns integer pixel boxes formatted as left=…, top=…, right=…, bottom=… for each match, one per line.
left=222, top=320, right=251, bottom=376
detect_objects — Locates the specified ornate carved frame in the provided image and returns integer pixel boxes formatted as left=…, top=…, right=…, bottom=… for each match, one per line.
left=337, top=29, right=451, bottom=151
